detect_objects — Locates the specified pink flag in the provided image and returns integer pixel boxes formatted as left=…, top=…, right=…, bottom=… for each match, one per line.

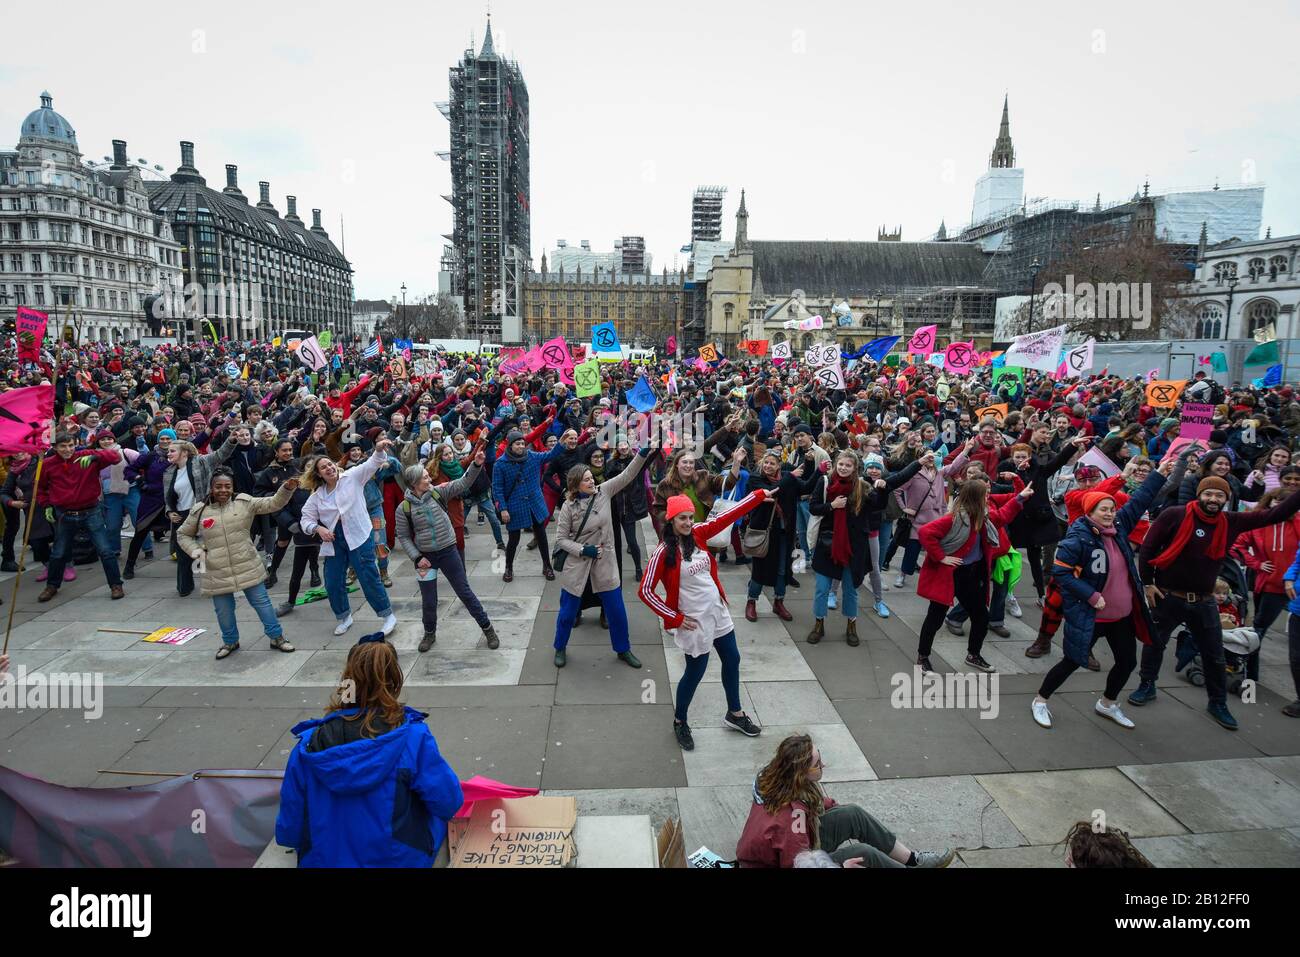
left=15, top=306, right=47, bottom=362
left=944, top=341, right=977, bottom=375
left=1147, top=367, right=1159, bottom=382
left=666, top=335, right=677, bottom=356
left=908, top=325, right=937, bottom=355
left=539, top=336, right=570, bottom=369
left=0, top=385, right=55, bottom=454
left=454, top=775, right=541, bottom=819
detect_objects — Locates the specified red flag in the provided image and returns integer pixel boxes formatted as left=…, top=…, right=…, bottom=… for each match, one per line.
left=0, top=385, right=55, bottom=454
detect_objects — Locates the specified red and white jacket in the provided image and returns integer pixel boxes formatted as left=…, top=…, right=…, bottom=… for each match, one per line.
left=1233, top=516, right=1300, bottom=596
left=639, top=489, right=768, bottom=629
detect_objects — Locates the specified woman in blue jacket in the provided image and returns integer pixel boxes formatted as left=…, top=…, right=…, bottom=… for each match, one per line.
left=492, top=428, right=564, bottom=582
left=1277, top=550, right=1300, bottom=718
left=276, top=639, right=463, bottom=867
left=1032, top=462, right=1173, bottom=731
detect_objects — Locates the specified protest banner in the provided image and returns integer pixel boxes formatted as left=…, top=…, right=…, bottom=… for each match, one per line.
left=1179, top=402, right=1214, bottom=441
left=1004, top=324, right=1067, bottom=372
left=15, top=306, right=47, bottom=362
left=1145, top=380, right=1186, bottom=408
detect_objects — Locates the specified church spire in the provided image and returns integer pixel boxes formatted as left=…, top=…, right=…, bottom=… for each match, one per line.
left=735, top=188, right=751, bottom=252
left=480, top=12, right=495, bottom=57
left=936, top=219, right=947, bottom=241
left=990, top=95, right=1015, bottom=169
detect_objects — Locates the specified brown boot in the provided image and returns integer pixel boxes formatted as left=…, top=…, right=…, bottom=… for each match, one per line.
left=806, top=618, right=824, bottom=644
left=37, top=586, right=58, bottom=603
left=772, top=599, right=793, bottom=622
left=846, top=619, right=859, bottom=647
left=1025, top=636, right=1052, bottom=658
left=744, top=599, right=757, bottom=622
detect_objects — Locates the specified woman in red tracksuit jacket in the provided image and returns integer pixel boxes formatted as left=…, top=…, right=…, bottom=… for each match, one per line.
left=640, top=488, right=768, bottom=753
left=914, top=479, right=1032, bottom=674
left=1233, top=487, right=1300, bottom=683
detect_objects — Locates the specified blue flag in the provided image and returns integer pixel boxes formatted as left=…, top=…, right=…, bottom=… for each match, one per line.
left=332, top=353, right=342, bottom=370
left=1263, top=364, right=1283, bottom=387
left=626, top=375, right=657, bottom=414
left=591, top=322, right=621, bottom=354
left=862, top=336, right=900, bottom=363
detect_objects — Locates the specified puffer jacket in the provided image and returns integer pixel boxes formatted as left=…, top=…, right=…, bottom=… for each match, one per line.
left=395, top=464, right=482, bottom=557
left=176, top=483, right=293, bottom=596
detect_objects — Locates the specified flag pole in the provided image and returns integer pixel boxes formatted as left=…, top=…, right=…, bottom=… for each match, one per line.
left=3, top=454, right=44, bottom=657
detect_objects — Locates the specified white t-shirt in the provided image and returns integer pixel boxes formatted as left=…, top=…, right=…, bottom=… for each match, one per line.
left=671, top=548, right=734, bottom=657
left=173, top=468, right=195, bottom=511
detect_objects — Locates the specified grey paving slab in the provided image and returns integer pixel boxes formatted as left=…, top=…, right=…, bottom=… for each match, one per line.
left=543, top=787, right=681, bottom=835
left=667, top=679, right=757, bottom=725
left=33, top=598, right=165, bottom=620
left=284, top=649, right=418, bottom=686
left=664, top=628, right=815, bottom=686
left=1255, top=755, right=1300, bottom=792
left=681, top=722, right=874, bottom=787
left=40, top=648, right=178, bottom=686
left=975, top=768, right=1188, bottom=845
left=1162, top=684, right=1300, bottom=756
left=1133, top=828, right=1300, bottom=867
left=965, top=693, right=1146, bottom=772
left=110, top=707, right=298, bottom=773
left=403, top=648, right=527, bottom=686
left=1118, top=758, right=1300, bottom=832
left=0, top=707, right=175, bottom=787
left=402, top=684, right=555, bottom=709
left=1053, top=691, right=1264, bottom=765
left=554, top=644, right=668, bottom=706
left=834, top=696, right=1015, bottom=779
left=141, top=686, right=332, bottom=709
left=823, top=776, right=1027, bottom=852
left=27, top=622, right=164, bottom=652
left=256, top=710, right=326, bottom=771
left=0, top=703, right=47, bottom=740
left=425, top=705, right=552, bottom=787
left=744, top=680, right=841, bottom=726
left=958, top=844, right=1068, bottom=868
left=0, top=617, right=61, bottom=650
left=132, top=645, right=311, bottom=686
left=454, top=596, right=541, bottom=622
left=543, top=704, right=687, bottom=790
left=675, top=784, right=754, bottom=861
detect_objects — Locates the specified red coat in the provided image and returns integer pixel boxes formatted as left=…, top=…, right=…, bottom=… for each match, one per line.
left=1233, top=518, right=1300, bottom=596
left=916, top=497, right=1023, bottom=605
left=736, top=796, right=838, bottom=868
left=639, top=489, right=767, bottom=629
left=946, top=440, right=1002, bottom=477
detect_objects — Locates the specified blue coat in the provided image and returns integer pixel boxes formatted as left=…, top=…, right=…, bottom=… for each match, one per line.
left=492, top=444, right=563, bottom=531
left=1050, top=472, right=1165, bottom=667
left=1282, top=546, right=1300, bottom=616
left=275, top=707, right=463, bottom=868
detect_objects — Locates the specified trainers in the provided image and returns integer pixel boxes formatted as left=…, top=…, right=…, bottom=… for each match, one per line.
left=419, top=631, right=436, bottom=653
left=63, top=566, right=77, bottom=582
left=477, top=513, right=486, bottom=526
left=1127, top=680, right=1157, bottom=707
left=309, top=572, right=322, bottom=588
left=333, top=615, right=354, bottom=636
left=674, top=720, right=695, bottom=751
left=1095, top=699, right=1135, bottom=728
left=874, top=601, right=891, bottom=619
left=1207, top=702, right=1238, bottom=730
left=724, top=712, right=762, bottom=737
left=911, top=848, right=955, bottom=868
left=945, top=620, right=965, bottom=637
left=110, top=585, right=124, bottom=600
left=381, top=572, right=393, bottom=588
left=990, top=624, right=1011, bottom=638
left=1006, top=594, right=1022, bottom=618
left=277, top=602, right=296, bottom=616
left=380, top=613, right=397, bottom=636
left=965, top=654, right=996, bottom=673
left=1031, top=698, right=1053, bottom=728
left=0, top=560, right=16, bottom=573
left=827, top=590, right=837, bottom=610
left=554, top=648, right=567, bottom=667
left=143, top=551, right=154, bottom=561
left=483, top=625, right=500, bottom=650
left=893, top=573, right=906, bottom=589
left=917, top=655, right=935, bottom=674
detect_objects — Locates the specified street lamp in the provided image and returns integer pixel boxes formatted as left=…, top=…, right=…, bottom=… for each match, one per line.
left=1224, top=276, right=1239, bottom=341
left=1027, top=258, right=1042, bottom=333
left=400, top=283, right=407, bottom=338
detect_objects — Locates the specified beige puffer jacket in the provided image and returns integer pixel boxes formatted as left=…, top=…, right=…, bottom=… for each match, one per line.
left=177, top=484, right=293, bottom=597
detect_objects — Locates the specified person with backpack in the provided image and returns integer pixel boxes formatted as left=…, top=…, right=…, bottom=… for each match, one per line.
left=395, top=453, right=499, bottom=653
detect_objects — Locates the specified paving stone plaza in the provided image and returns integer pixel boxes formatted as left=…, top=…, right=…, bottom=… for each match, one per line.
left=3, top=520, right=1298, bottom=868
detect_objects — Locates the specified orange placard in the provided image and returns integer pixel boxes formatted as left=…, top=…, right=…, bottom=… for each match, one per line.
left=975, top=403, right=1009, bottom=422
left=698, top=343, right=719, bottom=363
left=1145, top=380, right=1186, bottom=408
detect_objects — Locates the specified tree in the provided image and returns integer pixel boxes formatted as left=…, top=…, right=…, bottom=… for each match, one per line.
left=378, top=293, right=464, bottom=341
left=1003, top=225, right=1199, bottom=341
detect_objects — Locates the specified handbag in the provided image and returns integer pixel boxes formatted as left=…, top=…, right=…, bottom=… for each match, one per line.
left=741, top=520, right=771, bottom=559
left=705, top=474, right=741, bottom=550
left=804, top=475, right=828, bottom=551
left=552, top=494, right=598, bottom=572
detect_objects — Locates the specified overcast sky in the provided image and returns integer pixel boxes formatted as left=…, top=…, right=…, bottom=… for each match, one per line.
left=3, top=0, right=1297, bottom=303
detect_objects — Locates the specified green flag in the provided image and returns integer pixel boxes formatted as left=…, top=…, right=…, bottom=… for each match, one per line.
left=992, top=366, right=1023, bottom=387
left=1244, top=340, right=1279, bottom=366
left=884, top=353, right=901, bottom=368
left=1211, top=352, right=1229, bottom=374
left=318, top=330, right=332, bottom=351
left=573, top=358, right=602, bottom=398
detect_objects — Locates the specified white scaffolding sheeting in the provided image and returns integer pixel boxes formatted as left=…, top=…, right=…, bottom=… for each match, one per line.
left=1154, top=187, right=1263, bottom=244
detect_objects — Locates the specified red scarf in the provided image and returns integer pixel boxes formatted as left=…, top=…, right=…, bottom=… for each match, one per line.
left=1148, top=502, right=1227, bottom=569
left=828, top=475, right=855, bottom=566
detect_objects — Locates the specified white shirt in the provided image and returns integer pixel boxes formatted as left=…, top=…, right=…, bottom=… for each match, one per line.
left=173, top=468, right=195, bottom=511
left=301, top=449, right=386, bottom=556
left=671, top=549, right=734, bottom=657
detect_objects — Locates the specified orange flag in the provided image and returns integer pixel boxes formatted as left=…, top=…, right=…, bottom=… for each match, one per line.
left=975, top=403, right=1009, bottom=422
left=1145, top=380, right=1186, bottom=408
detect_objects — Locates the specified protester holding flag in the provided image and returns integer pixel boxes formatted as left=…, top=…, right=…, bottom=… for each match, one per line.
left=0, top=452, right=53, bottom=578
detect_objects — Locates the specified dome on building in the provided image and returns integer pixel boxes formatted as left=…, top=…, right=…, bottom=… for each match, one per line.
left=19, top=92, right=77, bottom=146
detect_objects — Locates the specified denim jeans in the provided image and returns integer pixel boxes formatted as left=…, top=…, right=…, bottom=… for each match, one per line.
left=877, top=520, right=893, bottom=568
left=900, top=539, right=923, bottom=576
left=474, top=491, right=505, bottom=546
left=948, top=579, right=1007, bottom=627
left=102, top=492, right=128, bottom=555
left=815, top=568, right=859, bottom=619
left=796, top=500, right=811, bottom=556
left=555, top=586, right=631, bottom=653
left=324, top=524, right=393, bottom=622
left=46, top=505, right=122, bottom=590
left=212, top=584, right=282, bottom=646
left=747, top=535, right=789, bottom=601
left=674, top=630, right=741, bottom=723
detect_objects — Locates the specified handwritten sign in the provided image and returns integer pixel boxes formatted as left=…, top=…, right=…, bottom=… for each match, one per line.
left=1179, top=401, right=1214, bottom=441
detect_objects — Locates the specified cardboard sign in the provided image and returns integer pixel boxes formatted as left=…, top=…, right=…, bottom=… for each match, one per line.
left=1179, top=402, right=1214, bottom=441
left=975, top=403, right=1009, bottom=422
left=1005, top=324, right=1067, bottom=373
left=1145, top=379, right=1186, bottom=409
left=1076, top=446, right=1120, bottom=478
left=140, top=626, right=205, bottom=646
left=448, top=796, right=577, bottom=868
left=936, top=379, right=950, bottom=402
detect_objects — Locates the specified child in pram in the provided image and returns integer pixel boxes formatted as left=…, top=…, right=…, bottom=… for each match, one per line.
left=1175, top=570, right=1260, bottom=696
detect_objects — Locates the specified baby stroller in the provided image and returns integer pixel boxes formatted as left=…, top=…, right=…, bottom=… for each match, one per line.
left=1174, top=558, right=1260, bottom=694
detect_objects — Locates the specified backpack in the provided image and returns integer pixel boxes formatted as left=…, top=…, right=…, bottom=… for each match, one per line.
left=1047, top=466, right=1076, bottom=524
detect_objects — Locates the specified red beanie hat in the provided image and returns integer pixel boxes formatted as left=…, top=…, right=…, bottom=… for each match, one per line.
left=665, top=494, right=695, bottom=521
left=1081, top=490, right=1115, bottom=516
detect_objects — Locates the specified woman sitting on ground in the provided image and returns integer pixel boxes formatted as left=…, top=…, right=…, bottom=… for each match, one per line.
left=276, top=638, right=464, bottom=867
left=735, top=734, right=954, bottom=868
